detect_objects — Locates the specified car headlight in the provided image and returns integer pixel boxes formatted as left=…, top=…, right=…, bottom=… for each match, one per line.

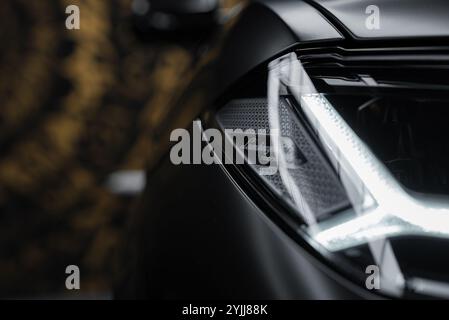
left=213, top=49, right=449, bottom=298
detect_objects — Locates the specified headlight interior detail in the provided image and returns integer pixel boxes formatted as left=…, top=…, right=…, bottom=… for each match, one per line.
left=212, top=48, right=449, bottom=299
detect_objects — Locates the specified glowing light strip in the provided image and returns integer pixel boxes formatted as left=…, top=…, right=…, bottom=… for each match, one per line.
left=299, top=85, right=449, bottom=252
left=268, top=52, right=449, bottom=253
left=268, top=58, right=317, bottom=225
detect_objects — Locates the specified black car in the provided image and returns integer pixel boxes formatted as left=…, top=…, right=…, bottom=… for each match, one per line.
left=116, top=0, right=449, bottom=299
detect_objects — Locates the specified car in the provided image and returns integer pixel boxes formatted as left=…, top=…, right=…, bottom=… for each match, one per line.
left=115, top=0, right=449, bottom=299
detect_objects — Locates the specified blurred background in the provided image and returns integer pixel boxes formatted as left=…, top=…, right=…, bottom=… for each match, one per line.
left=0, top=0, right=244, bottom=298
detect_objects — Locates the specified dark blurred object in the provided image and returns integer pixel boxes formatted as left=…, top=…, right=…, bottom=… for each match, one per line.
left=132, top=0, right=220, bottom=40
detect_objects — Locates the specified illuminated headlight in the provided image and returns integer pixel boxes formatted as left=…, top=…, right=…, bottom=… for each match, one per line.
left=215, top=51, right=449, bottom=298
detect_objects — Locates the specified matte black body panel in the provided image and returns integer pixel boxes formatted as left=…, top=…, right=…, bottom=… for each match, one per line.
left=215, top=0, right=343, bottom=94
left=138, top=158, right=369, bottom=299
left=259, top=0, right=343, bottom=42
left=312, top=0, right=449, bottom=39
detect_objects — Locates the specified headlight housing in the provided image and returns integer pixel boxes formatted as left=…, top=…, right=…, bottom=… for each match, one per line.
left=212, top=48, right=449, bottom=299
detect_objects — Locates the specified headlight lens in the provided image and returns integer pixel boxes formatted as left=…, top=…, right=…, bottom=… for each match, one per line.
left=215, top=50, right=449, bottom=298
